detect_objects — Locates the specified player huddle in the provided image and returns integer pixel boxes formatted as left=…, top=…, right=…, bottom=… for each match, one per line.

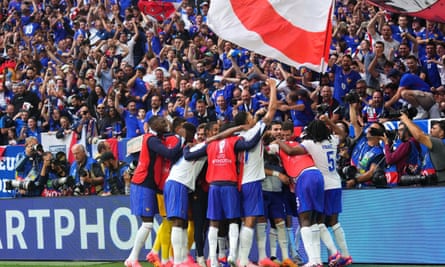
left=124, top=79, right=352, bottom=267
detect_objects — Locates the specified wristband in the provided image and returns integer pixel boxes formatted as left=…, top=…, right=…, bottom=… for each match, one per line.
left=272, top=171, right=280, bottom=177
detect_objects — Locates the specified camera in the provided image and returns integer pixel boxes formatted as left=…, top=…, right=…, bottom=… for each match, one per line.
left=79, top=168, right=89, bottom=178
left=108, top=176, right=122, bottom=195
left=382, top=106, right=418, bottom=120
left=342, top=91, right=360, bottom=104
left=73, top=169, right=90, bottom=196
left=385, top=129, right=398, bottom=141
left=316, top=103, right=330, bottom=115
left=73, top=183, right=85, bottom=196
left=399, top=174, right=437, bottom=186
left=30, top=144, right=44, bottom=161
left=399, top=175, right=425, bottom=186
left=31, top=144, right=44, bottom=153
left=341, top=165, right=358, bottom=181
left=231, top=98, right=239, bottom=106
left=369, top=127, right=385, bottom=137
left=5, top=180, right=35, bottom=191
left=372, top=168, right=388, bottom=188
left=126, top=160, right=138, bottom=177
left=51, top=176, right=75, bottom=189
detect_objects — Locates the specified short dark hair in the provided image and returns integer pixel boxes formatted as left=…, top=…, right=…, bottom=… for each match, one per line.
left=234, top=111, right=249, bottom=126
left=219, top=121, right=235, bottom=132
left=172, top=117, right=187, bottom=132
left=432, top=120, right=445, bottom=132
left=282, top=120, right=294, bottom=132
left=206, top=121, right=218, bottom=132
left=197, top=123, right=207, bottom=132
left=269, top=120, right=282, bottom=130
left=97, top=141, right=109, bottom=153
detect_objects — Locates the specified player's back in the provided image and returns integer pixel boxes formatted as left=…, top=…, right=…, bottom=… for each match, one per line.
left=302, top=135, right=342, bottom=190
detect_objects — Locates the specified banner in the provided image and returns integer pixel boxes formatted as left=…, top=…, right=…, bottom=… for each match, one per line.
left=1, top=189, right=445, bottom=263
left=41, top=132, right=77, bottom=160
left=126, top=135, right=143, bottom=156
left=367, top=0, right=445, bottom=23
left=0, top=196, right=161, bottom=261
left=0, top=146, right=25, bottom=198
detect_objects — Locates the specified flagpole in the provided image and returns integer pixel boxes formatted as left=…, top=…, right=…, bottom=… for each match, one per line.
left=320, top=0, right=335, bottom=74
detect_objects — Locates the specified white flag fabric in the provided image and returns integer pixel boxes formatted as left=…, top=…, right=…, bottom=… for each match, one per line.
left=368, top=0, right=445, bottom=23
left=208, top=0, right=333, bottom=72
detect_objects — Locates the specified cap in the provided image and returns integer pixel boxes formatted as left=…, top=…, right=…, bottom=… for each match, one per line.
left=214, top=75, right=222, bottom=83
left=135, top=65, right=146, bottom=73
left=412, top=17, right=421, bottom=23
left=79, top=84, right=87, bottom=89
left=200, top=1, right=209, bottom=7
left=155, top=66, right=170, bottom=77
left=387, top=69, right=401, bottom=78
left=99, top=151, right=115, bottom=162
left=54, top=75, right=63, bottom=81
left=61, top=64, right=70, bottom=73
left=247, top=73, right=261, bottom=81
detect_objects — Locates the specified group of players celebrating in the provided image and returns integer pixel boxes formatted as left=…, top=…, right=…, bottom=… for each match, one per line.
left=124, top=79, right=352, bottom=267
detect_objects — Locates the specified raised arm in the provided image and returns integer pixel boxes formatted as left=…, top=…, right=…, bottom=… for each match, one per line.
left=400, top=112, right=432, bottom=149
left=148, top=135, right=184, bottom=160
left=275, top=140, right=306, bottom=155
left=349, top=102, right=363, bottom=139
left=183, top=143, right=208, bottom=160
left=262, top=79, right=277, bottom=124
left=320, top=114, right=346, bottom=140
left=234, top=129, right=262, bottom=151
left=114, top=91, right=124, bottom=115
left=384, top=85, right=403, bottom=108
left=206, top=124, right=251, bottom=144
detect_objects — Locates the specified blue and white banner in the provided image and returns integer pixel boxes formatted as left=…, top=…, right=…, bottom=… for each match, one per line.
left=1, top=189, right=445, bottom=263
left=0, top=146, right=25, bottom=198
left=0, top=196, right=161, bottom=261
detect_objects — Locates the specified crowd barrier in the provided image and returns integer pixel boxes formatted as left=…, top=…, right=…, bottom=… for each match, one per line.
left=0, top=188, right=444, bottom=264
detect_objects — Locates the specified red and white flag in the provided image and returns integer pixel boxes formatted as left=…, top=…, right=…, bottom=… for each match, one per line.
left=207, top=0, right=333, bottom=72
left=138, top=0, right=182, bottom=22
left=367, top=0, right=445, bottom=23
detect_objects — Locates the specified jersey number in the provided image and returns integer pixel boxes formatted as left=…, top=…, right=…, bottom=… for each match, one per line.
left=326, top=151, right=335, bottom=172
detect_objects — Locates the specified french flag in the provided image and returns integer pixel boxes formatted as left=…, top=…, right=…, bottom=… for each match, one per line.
left=138, top=0, right=182, bottom=22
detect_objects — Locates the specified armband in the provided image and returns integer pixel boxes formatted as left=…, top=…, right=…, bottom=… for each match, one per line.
left=272, top=170, right=280, bottom=177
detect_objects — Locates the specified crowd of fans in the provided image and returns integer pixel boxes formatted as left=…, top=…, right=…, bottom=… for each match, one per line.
left=1, top=0, right=445, bottom=197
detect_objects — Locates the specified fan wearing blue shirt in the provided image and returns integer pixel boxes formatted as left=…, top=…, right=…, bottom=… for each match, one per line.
left=115, top=94, right=141, bottom=138
left=330, top=55, right=362, bottom=106
left=385, top=70, right=434, bottom=119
